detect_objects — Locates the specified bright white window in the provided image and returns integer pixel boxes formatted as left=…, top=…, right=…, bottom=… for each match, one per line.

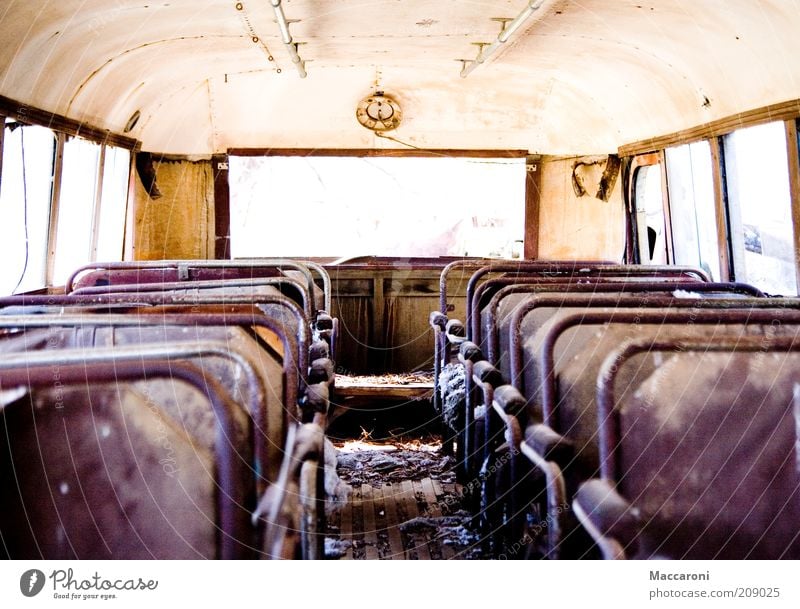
left=665, top=141, right=721, bottom=280
left=229, top=156, right=526, bottom=258
left=633, top=163, right=667, bottom=265
left=95, top=146, right=130, bottom=262
left=724, top=122, right=796, bottom=295
left=0, top=123, right=56, bottom=295
left=53, top=137, right=102, bottom=285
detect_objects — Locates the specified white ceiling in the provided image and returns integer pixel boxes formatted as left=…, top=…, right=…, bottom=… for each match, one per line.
left=1, top=0, right=799, bottom=155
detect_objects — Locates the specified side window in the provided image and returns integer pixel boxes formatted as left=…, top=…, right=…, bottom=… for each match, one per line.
left=665, top=141, right=721, bottom=280
left=0, top=125, right=130, bottom=293
left=52, top=137, right=102, bottom=285
left=0, top=122, right=56, bottom=295
left=95, top=146, right=131, bottom=262
left=724, top=121, right=796, bottom=295
left=633, top=162, right=667, bottom=264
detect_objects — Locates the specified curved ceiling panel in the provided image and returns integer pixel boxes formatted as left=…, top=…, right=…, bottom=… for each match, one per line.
left=1, top=1, right=799, bottom=155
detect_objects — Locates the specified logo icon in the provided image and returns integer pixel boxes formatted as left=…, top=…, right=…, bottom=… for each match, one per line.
left=20, top=569, right=46, bottom=597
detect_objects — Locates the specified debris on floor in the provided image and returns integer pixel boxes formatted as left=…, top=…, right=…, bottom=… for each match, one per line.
left=324, top=537, right=353, bottom=559
left=324, top=437, right=352, bottom=515
left=438, top=362, right=465, bottom=430
left=335, top=444, right=456, bottom=487
left=335, top=371, right=434, bottom=387
left=325, top=435, right=486, bottom=560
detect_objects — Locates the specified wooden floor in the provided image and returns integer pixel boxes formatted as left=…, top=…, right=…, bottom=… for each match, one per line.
left=327, top=477, right=475, bottom=560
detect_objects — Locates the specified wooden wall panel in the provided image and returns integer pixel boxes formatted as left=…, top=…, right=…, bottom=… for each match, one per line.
left=536, top=156, right=626, bottom=261
left=332, top=296, right=373, bottom=374
left=133, top=159, right=215, bottom=260
left=329, top=268, right=466, bottom=374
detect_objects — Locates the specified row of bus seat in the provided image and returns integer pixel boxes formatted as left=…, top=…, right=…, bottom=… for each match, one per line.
left=0, top=259, right=337, bottom=559
left=432, top=260, right=800, bottom=559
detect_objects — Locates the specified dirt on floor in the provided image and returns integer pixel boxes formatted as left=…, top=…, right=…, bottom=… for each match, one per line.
left=334, top=437, right=456, bottom=487
left=326, top=436, right=487, bottom=560
left=335, top=371, right=435, bottom=387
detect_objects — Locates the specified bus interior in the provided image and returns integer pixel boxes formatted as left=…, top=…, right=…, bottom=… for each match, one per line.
left=1, top=0, right=800, bottom=561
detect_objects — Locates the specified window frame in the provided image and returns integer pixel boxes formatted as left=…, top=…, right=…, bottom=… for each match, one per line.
left=0, top=120, right=59, bottom=293
left=45, top=132, right=65, bottom=286
left=0, top=125, right=135, bottom=292
left=222, top=148, right=534, bottom=261
left=0, top=95, right=138, bottom=293
left=0, top=115, right=4, bottom=187
left=784, top=119, right=800, bottom=290
left=709, top=137, right=732, bottom=282
left=661, top=139, right=725, bottom=281
left=628, top=152, right=672, bottom=265
left=623, top=104, right=800, bottom=294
